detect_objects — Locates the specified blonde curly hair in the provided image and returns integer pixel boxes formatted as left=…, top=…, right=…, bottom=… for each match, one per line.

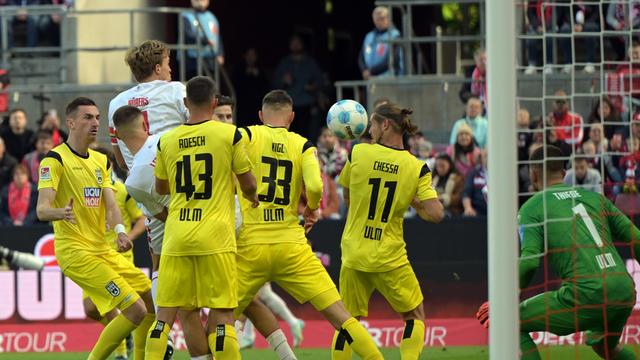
left=124, top=40, right=169, bottom=82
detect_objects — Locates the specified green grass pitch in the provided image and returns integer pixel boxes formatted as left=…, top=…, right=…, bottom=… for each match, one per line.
left=7, top=346, right=639, bottom=359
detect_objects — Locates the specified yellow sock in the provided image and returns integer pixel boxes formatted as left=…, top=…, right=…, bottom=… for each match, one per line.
left=208, top=324, right=240, bottom=360
left=114, top=339, right=128, bottom=357
left=331, top=330, right=353, bottom=360
left=88, top=314, right=137, bottom=360
left=340, top=318, right=382, bottom=360
left=144, top=320, right=170, bottom=360
left=133, top=313, right=155, bottom=360
left=400, top=319, right=425, bottom=360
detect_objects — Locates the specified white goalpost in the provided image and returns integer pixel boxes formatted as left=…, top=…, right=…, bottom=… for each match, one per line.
left=486, top=0, right=520, bottom=358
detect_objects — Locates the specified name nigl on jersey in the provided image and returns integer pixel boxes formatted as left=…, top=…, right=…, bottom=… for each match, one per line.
left=84, top=187, right=102, bottom=207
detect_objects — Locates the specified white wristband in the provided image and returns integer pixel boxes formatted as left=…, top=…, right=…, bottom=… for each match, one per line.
left=114, top=224, right=126, bottom=235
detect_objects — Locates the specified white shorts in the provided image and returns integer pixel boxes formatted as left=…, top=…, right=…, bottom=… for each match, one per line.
left=146, top=217, right=165, bottom=254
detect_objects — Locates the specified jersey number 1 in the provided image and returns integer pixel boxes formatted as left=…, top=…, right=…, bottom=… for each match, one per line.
left=176, top=153, right=213, bottom=201
left=572, top=203, right=604, bottom=247
left=368, top=178, right=397, bottom=223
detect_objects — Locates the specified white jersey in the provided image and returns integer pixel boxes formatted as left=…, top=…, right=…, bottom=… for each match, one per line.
left=124, top=135, right=170, bottom=253
left=108, top=80, right=188, bottom=169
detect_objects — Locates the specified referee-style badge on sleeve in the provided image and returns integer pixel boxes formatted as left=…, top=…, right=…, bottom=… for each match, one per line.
left=105, top=281, right=121, bottom=297
left=40, top=167, right=51, bottom=181
left=95, top=168, right=103, bottom=185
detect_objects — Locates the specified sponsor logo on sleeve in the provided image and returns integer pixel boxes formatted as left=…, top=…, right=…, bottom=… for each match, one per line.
left=40, top=167, right=51, bottom=181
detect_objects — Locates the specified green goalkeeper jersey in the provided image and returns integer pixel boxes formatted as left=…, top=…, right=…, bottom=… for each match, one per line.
left=518, top=183, right=638, bottom=307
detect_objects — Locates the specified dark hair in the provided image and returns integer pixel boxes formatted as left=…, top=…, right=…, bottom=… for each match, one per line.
left=588, top=96, right=618, bottom=123
left=112, top=105, right=143, bottom=129
left=65, top=97, right=97, bottom=117
left=217, top=95, right=235, bottom=109
left=34, top=130, right=53, bottom=142
left=8, top=108, right=26, bottom=118
left=186, top=76, right=218, bottom=107
left=529, top=145, right=566, bottom=175
left=262, top=90, right=293, bottom=110
left=372, top=103, right=418, bottom=135
left=435, top=152, right=456, bottom=176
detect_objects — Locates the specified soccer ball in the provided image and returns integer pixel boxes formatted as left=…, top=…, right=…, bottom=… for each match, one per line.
left=326, top=99, right=369, bottom=140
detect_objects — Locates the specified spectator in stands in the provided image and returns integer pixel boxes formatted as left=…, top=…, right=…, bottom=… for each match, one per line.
left=232, top=48, right=268, bottom=128
left=606, top=1, right=640, bottom=61
left=1, top=108, right=34, bottom=161
left=517, top=108, right=533, bottom=205
left=605, top=132, right=627, bottom=197
left=359, top=6, right=404, bottom=79
left=462, top=149, right=488, bottom=217
left=587, top=97, right=626, bottom=140
left=7, top=0, right=39, bottom=48
left=584, top=123, right=608, bottom=154
left=408, top=131, right=432, bottom=160
left=317, top=126, right=347, bottom=178
left=545, top=119, right=574, bottom=157
left=22, top=130, right=52, bottom=184
left=629, top=113, right=640, bottom=152
left=549, top=2, right=600, bottom=73
left=449, top=96, right=488, bottom=149
left=613, top=41, right=640, bottom=116
left=447, top=123, right=481, bottom=178
left=273, top=35, right=323, bottom=138
left=318, top=159, right=340, bottom=219
left=459, top=48, right=487, bottom=106
left=38, top=0, right=72, bottom=47
left=548, top=90, right=584, bottom=146
left=432, top=152, right=464, bottom=216
left=37, top=108, right=66, bottom=146
left=0, top=164, right=38, bottom=226
left=0, top=137, right=17, bottom=189
left=181, top=0, right=224, bottom=79
left=564, top=156, right=602, bottom=193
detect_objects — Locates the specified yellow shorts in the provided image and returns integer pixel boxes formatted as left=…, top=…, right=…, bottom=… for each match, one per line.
left=235, top=243, right=340, bottom=316
left=339, top=263, right=423, bottom=317
left=157, top=252, right=237, bottom=310
left=81, top=250, right=136, bottom=300
left=63, top=249, right=151, bottom=317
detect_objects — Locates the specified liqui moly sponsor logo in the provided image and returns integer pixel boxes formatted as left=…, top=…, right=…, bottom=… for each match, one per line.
left=83, top=187, right=101, bottom=207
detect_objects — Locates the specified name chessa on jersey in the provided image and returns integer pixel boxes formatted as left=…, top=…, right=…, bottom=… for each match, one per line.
left=373, top=160, right=399, bottom=175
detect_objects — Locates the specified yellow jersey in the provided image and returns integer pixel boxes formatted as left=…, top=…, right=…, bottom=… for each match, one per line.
left=237, top=125, right=322, bottom=245
left=338, top=143, right=437, bottom=272
left=155, top=120, right=252, bottom=256
left=105, top=179, right=142, bottom=257
left=38, top=143, right=116, bottom=267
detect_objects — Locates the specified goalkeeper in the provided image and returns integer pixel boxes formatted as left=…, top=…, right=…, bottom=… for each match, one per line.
left=478, top=145, right=638, bottom=359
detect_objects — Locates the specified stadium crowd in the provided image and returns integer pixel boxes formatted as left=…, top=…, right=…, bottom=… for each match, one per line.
left=2, top=1, right=640, bottom=226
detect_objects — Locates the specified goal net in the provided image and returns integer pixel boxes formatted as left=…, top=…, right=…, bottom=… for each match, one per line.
left=514, top=0, right=640, bottom=358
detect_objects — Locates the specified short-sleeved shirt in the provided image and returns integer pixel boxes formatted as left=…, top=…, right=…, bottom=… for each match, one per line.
left=108, top=80, right=188, bottom=169
left=155, top=120, right=252, bottom=256
left=38, top=143, right=116, bottom=267
left=236, top=125, right=319, bottom=245
left=338, top=143, right=437, bottom=272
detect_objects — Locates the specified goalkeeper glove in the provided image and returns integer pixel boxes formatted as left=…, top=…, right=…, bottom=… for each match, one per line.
left=475, top=301, right=489, bottom=328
